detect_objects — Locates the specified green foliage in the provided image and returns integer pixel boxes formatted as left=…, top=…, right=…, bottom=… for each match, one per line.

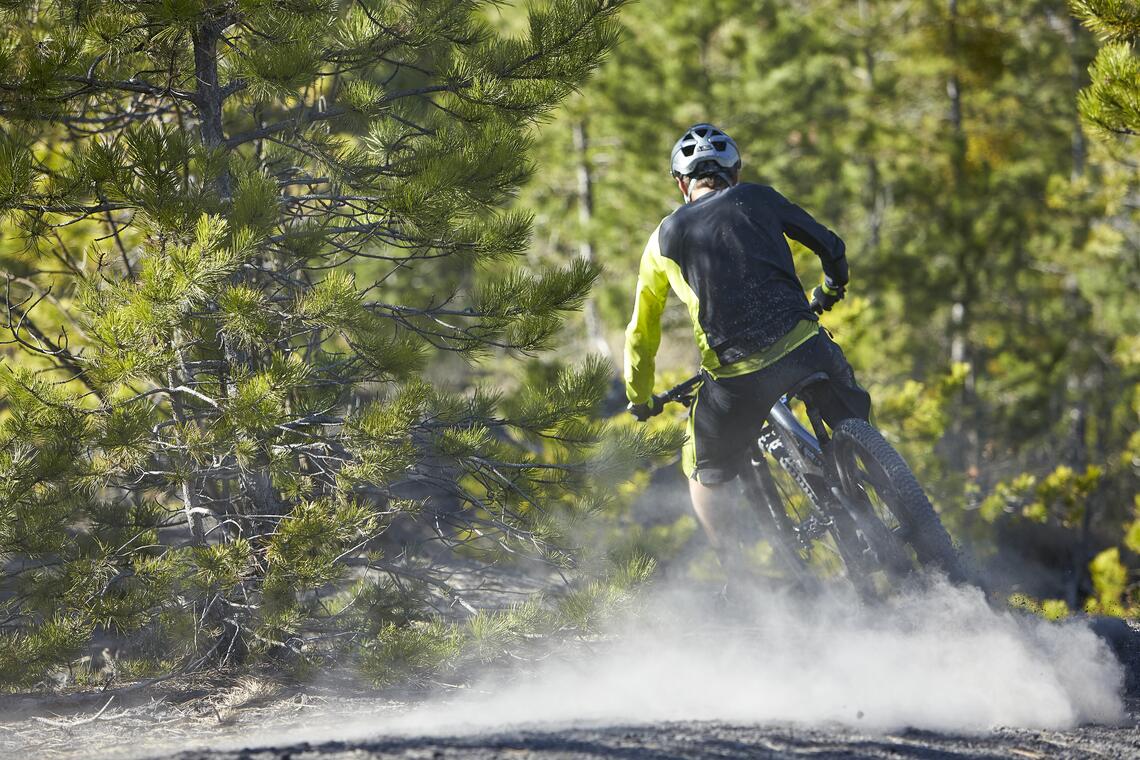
left=515, top=0, right=1140, bottom=613
left=1078, top=41, right=1140, bottom=140
left=0, top=616, right=92, bottom=688
left=1008, top=594, right=1072, bottom=621
left=358, top=552, right=655, bottom=687
left=218, top=285, right=272, bottom=349
left=340, top=383, right=427, bottom=485
left=1086, top=547, right=1131, bottom=616
left=556, top=552, right=655, bottom=631
left=264, top=500, right=377, bottom=589
left=981, top=465, right=1103, bottom=526
left=0, top=0, right=655, bottom=687
left=1124, top=496, right=1140, bottom=554
left=361, top=621, right=461, bottom=687
left=1071, top=0, right=1140, bottom=42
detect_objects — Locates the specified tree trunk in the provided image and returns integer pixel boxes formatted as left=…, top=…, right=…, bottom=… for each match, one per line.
left=946, top=0, right=979, bottom=474
left=192, top=20, right=231, bottom=199
left=191, top=17, right=283, bottom=519
left=1063, top=14, right=1093, bottom=609
left=1067, top=16, right=1088, bottom=181
left=859, top=0, right=884, bottom=251
left=573, top=120, right=610, bottom=358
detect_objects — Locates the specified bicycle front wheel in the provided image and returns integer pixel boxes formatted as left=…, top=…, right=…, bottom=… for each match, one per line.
left=830, top=418, right=964, bottom=582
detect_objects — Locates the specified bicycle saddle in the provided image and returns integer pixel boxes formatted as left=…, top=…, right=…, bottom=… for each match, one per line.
left=783, top=371, right=831, bottom=400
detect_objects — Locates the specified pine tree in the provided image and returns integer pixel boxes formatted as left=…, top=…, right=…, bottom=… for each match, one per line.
left=1071, top=0, right=1140, bottom=141
left=0, top=0, right=678, bottom=685
left=1060, top=0, right=1140, bottom=612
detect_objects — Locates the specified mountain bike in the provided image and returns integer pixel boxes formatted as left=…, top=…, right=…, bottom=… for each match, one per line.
left=649, top=370, right=965, bottom=595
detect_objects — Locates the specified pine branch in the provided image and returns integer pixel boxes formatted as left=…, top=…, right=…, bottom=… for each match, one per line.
left=1070, top=0, right=1140, bottom=42
left=12, top=201, right=131, bottom=214
left=1, top=282, right=104, bottom=401
left=62, top=76, right=196, bottom=102
left=223, top=80, right=460, bottom=149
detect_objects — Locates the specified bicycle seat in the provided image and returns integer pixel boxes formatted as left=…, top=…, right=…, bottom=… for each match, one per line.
left=783, top=371, right=830, bottom=400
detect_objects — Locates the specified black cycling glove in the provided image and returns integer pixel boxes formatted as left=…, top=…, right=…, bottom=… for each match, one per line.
left=627, top=397, right=660, bottom=422
left=811, top=281, right=845, bottom=312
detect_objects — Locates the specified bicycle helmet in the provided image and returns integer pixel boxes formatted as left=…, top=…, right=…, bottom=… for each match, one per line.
left=670, top=123, right=741, bottom=179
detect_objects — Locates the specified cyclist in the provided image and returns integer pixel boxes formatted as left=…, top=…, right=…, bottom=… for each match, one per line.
left=625, top=123, right=872, bottom=562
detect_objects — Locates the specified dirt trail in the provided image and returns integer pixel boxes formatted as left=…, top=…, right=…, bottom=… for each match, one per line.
left=167, top=717, right=1140, bottom=760
left=4, top=601, right=1137, bottom=760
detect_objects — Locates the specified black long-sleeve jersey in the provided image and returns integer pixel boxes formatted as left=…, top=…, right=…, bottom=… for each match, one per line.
left=624, top=182, right=848, bottom=403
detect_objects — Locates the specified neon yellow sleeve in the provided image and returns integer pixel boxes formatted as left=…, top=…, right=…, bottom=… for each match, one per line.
left=624, top=227, right=670, bottom=404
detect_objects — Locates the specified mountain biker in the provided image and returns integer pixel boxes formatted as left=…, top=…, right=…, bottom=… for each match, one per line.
left=624, top=123, right=872, bottom=562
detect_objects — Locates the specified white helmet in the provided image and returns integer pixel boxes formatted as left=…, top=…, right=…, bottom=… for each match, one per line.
left=670, top=123, right=741, bottom=179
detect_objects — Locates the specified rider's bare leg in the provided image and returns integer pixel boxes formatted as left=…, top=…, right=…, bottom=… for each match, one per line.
left=689, top=477, right=747, bottom=572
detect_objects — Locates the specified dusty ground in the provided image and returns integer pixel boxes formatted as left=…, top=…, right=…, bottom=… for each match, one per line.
left=169, top=717, right=1140, bottom=760
left=2, top=614, right=1136, bottom=760
left=6, top=697, right=1138, bottom=760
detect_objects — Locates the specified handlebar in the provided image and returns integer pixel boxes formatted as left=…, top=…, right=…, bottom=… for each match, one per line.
left=656, top=374, right=701, bottom=407
left=631, top=374, right=701, bottom=420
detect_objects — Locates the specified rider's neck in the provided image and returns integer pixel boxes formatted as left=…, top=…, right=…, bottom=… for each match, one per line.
left=688, top=185, right=718, bottom=202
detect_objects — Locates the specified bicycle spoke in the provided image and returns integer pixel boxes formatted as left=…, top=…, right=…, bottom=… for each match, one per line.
left=838, top=421, right=965, bottom=582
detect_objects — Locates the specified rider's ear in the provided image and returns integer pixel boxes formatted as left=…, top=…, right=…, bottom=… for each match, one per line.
left=676, top=175, right=688, bottom=198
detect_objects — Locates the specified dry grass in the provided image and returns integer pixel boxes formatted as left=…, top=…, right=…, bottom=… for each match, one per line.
left=207, top=676, right=286, bottom=725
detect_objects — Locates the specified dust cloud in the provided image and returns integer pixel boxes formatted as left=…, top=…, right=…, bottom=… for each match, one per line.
left=92, top=577, right=1128, bottom=759
left=373, top=579, right=1125, bottom=737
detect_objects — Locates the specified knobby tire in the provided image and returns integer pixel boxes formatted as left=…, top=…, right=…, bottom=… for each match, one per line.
left=830, top=418, right=965, bottom=582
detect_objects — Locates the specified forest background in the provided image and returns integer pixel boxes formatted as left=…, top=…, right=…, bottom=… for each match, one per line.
left=517, top=0, right=1140, bottom=618
left=0, top=0, right=1138, bottom=689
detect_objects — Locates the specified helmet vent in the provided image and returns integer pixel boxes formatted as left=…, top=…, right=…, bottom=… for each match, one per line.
left=670, top=123, right=741, bottom=178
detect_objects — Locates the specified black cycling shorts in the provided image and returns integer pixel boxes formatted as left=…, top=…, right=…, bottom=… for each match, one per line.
left=682, top=330, right=872, bottom=485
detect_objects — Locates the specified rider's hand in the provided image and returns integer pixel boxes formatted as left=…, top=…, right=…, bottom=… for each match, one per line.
left=627, top=397, right=660, bottom=422
left=810, top=283, right=845, bottom=313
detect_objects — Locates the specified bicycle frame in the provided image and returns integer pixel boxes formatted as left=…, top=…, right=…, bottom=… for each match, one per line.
left=756, top=397, right=838, bottom=531
left=764, top=390, right=913, bottom=578
left=764, top=400, right=826, bottom=477
left=650, top=372, right=936, bottom=585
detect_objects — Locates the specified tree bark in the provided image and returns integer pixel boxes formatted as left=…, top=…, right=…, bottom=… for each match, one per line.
left=190, top=16, right=282, bottom=519
left=946, top=0, right=979, bottom=473
left=1063, top=13, right=1094, bottom=608
left=573, top=120, right=611, bottom=358
left=192, top=19, right=232, bottom=199
left=858, top=0, right=884, bottom=251
left=1067, top=16, right=1088, bottom=181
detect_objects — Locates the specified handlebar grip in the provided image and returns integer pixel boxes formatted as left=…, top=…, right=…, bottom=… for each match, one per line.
left=629, top=374, right=701, bottom=420
left=627, top=393, right=679, bottom=421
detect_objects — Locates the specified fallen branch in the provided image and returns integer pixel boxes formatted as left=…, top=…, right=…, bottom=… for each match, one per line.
left=31, top=696, right=115, bottom=728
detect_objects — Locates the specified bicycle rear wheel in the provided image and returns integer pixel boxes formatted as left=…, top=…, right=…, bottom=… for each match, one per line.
left=830, top=418, right=964, bottom=581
